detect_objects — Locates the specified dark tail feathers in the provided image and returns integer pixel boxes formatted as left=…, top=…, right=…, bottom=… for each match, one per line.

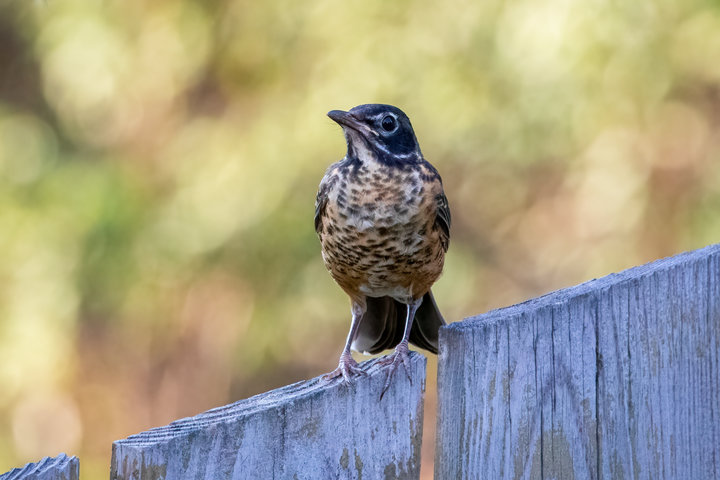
left=351, top=290, right=446, bottom=355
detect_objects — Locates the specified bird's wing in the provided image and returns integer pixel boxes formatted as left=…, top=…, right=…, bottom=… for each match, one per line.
left=315, top=163, right=344, bottom=234
left=314, top=165, right=338, bottom=234
left=314, top=184, right=328, bottom=234
left=420, top=159, right=451, bottom=252
left=435, top=191, right=451, bottom=252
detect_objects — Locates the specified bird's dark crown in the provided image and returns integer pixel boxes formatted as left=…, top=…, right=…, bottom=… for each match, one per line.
left=328, top=104, right=422, bottom=167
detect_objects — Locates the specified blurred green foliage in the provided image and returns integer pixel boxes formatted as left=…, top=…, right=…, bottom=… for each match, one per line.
left=1, top=0, right=720, bottom=477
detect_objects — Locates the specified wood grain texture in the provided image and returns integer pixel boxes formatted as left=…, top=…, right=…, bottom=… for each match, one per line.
left=111, top=353, right=426, bottom=480
left=436, top=243, right=720, bottom=479
left=0, top=454, right=79, bottom=480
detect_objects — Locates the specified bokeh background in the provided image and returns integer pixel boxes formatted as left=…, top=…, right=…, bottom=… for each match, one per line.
left=1, top=0, right=719, bottom=478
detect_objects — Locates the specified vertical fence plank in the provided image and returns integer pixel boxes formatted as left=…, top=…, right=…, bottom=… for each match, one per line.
left=436, top=243, right=720, bottom=479
left=0, top=454, right=79, bottom=480
left=111, top=353, right=426, bottom=480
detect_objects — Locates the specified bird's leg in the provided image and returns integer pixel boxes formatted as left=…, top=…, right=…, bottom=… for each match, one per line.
left=324, top=301, right=368, bottom=383
left=379, top=297, right=423, bottom=399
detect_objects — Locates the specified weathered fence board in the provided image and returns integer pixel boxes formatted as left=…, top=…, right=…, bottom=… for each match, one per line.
left=435, top=243, right=720, bottom=479
left=111, top=353, right=426, bottom=480
left=0, top=454, right=79, bottom=480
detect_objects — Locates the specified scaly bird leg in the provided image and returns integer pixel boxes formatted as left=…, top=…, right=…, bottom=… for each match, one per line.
left=324, top=302, right=368, bottom=383
left=379, top=297, right=423, bottom=400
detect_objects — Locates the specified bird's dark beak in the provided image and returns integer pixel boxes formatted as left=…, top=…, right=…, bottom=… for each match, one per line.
left=327, top=110, right=365, bottom=132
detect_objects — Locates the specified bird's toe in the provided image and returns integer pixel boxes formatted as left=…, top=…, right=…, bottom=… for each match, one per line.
left=324, top=355, right=366, bottom=384
left=379, top=343, right=413, bottom=400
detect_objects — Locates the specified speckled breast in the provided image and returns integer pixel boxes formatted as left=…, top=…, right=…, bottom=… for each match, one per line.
left=317, top=161, right=446, bottom=304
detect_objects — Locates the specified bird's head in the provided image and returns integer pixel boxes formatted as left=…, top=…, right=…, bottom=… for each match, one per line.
left=327, top=104, right=422, bottom=166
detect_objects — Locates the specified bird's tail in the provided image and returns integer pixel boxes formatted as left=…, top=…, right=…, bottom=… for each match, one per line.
left=351, top=290, right=446, bottom=355
left=409, top=290, right=446, bottom=354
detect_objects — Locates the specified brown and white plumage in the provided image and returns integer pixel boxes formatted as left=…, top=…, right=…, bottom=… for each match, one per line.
left=315, top=104, right=450, bottom=394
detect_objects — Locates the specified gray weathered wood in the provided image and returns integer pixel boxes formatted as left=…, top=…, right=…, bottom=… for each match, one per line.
left=111, top=353, right=426, bottom=480
left=0, top=454, right=79, bottom=480
left=436, top=243, right=720, bottom=479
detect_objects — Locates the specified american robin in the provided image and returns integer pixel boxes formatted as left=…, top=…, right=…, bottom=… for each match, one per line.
left=314, top=104, right=450, bottom=395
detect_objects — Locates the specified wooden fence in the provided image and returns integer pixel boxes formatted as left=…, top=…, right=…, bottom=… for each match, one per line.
left=0, top=454, right=78, bottom=480
left=3, top=243, right=719, bottom=479
left=437, top=242, right=720, bottom=479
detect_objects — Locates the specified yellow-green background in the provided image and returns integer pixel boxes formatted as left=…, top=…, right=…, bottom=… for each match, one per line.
left=1, top=0, right=719, bottom=478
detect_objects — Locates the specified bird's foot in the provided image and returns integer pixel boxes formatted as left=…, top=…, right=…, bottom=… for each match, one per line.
left=324, top=353, right=367, bottom=384
left=379, top=342, right=413, bottom=400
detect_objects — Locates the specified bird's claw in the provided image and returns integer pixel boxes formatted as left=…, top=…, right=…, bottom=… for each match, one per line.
left=324, top=354, right=367, bottom=384
left=379, top=343, right=412, bottom=400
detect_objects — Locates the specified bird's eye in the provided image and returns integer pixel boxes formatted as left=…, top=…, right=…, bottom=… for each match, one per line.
left=380, top=115, right=397, bottom=132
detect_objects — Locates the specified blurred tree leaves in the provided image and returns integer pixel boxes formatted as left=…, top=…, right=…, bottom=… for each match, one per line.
left=1, top=0, right=720, bottom=477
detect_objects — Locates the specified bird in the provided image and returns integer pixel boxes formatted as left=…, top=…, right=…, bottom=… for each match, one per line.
left=314, top=104, right=450, bottom=396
